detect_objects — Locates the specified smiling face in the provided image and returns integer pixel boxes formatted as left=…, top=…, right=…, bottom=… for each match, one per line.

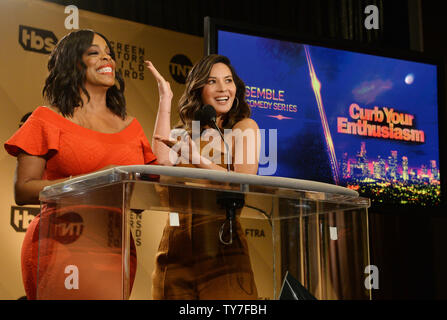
left=201, top=62, right=237, bottom=117
left=82, top=33, right=115, bottom=88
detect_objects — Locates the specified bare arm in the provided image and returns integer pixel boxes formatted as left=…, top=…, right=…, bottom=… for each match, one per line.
left=194, top=118, right=260, bottom=173
left=145, top=61, right=175, bottom=166
left=14, top=153, right=68, bottom=205
left=14, top=152, right=119, bottom=205
left=231, top=118, right=260, bottom=174
left=153, top=134, right=228, bottom=171
left=153, top=118, right=260, bottom=174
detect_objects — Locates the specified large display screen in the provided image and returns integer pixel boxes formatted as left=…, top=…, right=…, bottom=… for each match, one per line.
left=208, top=21, right=442, bottom=208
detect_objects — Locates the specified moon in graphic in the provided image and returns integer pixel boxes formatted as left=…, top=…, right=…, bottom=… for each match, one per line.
left=405, top=73, right=414, bottom=85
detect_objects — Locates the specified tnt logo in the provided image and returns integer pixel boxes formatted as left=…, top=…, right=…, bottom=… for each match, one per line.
left=10, top=206, right=39, bottom=232
left=19, top=25, right=57, bottom=54
left=53, top=212, right=84, bottom=244
left=169, top=54, right=193, bottom=84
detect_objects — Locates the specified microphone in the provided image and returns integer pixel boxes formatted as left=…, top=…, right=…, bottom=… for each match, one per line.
left=194, top=105, right=238, bottom=245
left=194, top=105, right=231, bottom=172
left=194, top=104, right=216, bottom=126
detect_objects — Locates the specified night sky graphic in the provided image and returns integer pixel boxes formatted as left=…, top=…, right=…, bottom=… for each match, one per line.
left=218, top=30, right=440, bottom=206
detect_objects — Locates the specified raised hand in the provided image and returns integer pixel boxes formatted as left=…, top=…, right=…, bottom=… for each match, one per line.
left=147, top=60, right=175, bottom=165
left=145, top=60, right=173, bottom=105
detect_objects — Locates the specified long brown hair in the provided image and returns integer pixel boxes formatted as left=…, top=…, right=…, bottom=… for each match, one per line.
left=177, top=54, right=250, bottom=132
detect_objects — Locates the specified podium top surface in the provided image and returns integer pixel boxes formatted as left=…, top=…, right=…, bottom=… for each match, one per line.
left=40, top=165, right=369, bottom=208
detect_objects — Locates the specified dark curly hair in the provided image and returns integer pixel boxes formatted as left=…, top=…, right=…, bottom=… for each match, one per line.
left=42, top=29, right=126, bottom=119
left=177, top=54, right=251, bottom=132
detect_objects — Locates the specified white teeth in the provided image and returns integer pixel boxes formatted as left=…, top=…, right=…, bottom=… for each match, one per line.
left=97, top=67, right=112, bottom=73
left=215, top=97, right=229, bottom=101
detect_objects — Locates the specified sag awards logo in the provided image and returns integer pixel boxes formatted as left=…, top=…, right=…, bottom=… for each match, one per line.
left=130, top=209, right=143, bottom=246
left=18, top=25, right=57, bottom=54
left=109, top=40, right=146, bottom=80
left=169, top=54, right=193, bottom=84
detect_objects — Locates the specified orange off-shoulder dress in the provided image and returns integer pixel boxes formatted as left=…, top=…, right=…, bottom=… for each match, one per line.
left=4, top=106, right=157, bottom=299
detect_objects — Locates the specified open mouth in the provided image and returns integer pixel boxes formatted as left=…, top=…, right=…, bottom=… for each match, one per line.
left=97, top=65, right=113, bottom=74
left=215, top=96, right=229, bottom=103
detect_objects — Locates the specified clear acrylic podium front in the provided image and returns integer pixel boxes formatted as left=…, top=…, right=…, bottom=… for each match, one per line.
left=37, top=165, right=371, bottom=300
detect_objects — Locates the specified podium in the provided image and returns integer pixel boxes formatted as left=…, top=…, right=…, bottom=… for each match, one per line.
left=37, top=165, right=370, bottom=300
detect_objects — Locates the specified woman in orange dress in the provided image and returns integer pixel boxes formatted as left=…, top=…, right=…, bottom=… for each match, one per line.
left=4, top=29, right=157, bottom=299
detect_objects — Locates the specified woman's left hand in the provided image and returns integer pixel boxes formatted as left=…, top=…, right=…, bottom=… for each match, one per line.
left=154, top=134, right=202, bottom=165
left=145, top=60, right=173, bottom=104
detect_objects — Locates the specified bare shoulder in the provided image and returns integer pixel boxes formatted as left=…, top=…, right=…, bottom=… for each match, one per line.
left=232, top=117, right=259, bottom=131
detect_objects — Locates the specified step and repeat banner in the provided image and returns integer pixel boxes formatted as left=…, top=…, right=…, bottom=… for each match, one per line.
left=0, top=0, right=203, bottom=299
left=0, top=0, right=275, bottom=301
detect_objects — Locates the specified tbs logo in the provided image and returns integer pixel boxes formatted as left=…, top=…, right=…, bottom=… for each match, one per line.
left=10, top=206, right=39, bottom=232
left=19, top=25, right=57, bottom=54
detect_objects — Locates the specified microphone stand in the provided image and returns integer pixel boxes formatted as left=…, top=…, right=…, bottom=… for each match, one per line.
left=209, top=121, right=242, bottom=245
left=217, top=192, right=244, bottom=245
left=196, top=105, right=242, bottom=245
left=209, top=121, right=231, bottom=173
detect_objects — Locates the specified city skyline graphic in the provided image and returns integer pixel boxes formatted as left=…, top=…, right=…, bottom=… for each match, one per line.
left=340, top=141, right=440, bottom=206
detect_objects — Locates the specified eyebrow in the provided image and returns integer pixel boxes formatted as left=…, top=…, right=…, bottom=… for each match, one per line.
left=208, top=75, right=233, bottom=78
left=88, top=44, right=110, bottom=51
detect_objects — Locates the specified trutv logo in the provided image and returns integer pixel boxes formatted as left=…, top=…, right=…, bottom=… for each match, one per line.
left=19, top=25, right=57, bottom=54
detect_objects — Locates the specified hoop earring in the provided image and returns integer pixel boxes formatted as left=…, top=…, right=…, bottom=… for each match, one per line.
left=233, top=97, right=239, bottom=109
